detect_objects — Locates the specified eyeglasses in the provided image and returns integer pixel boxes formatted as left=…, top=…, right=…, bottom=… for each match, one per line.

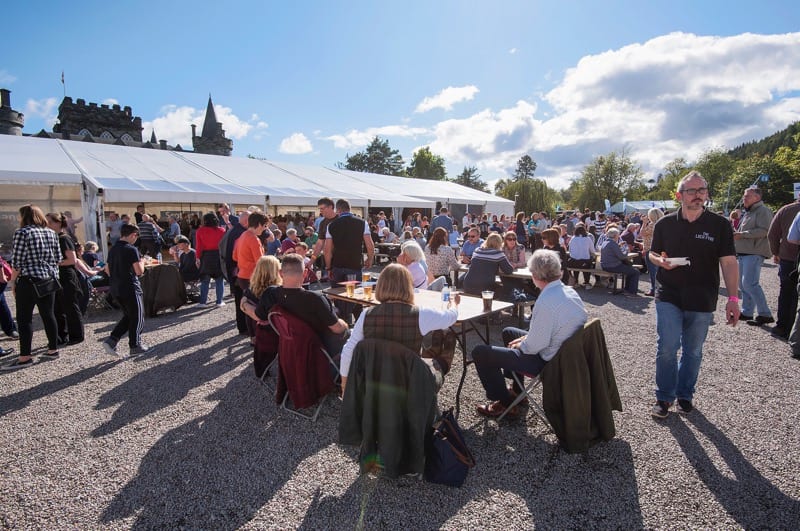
left=468, top=234, right=478, bottom=239
left=679, top=187, right=708, bottom=196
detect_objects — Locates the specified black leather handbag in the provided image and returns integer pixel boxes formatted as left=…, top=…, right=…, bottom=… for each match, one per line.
left=32, top=277, right=62, bottom=298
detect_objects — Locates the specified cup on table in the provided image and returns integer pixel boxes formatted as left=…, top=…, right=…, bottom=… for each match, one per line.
left=481, top=290, right=494, bottom=312
left=363, top=282, right=374, bottom=300
left=346, top=274, right=357, bottom=297
left=362, top=272, right=371, bottom=283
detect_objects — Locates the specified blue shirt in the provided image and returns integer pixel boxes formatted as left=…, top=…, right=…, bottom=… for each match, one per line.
left=461, top=238, right=483, bottom=258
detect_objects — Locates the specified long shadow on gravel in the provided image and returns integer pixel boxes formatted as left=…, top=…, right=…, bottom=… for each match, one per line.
left=91, top=330, right=248, bottom=437
left=100, top=370, right=332, bottom=529
left=296, top=431, right=643, bottom=528
left=0, top=360, right=122, bottom=415
left=668, top=411, right=800, bottom=528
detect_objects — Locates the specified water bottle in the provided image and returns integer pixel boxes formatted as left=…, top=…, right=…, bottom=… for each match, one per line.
left=156, top=252, right=163, bottom=264
left=441, top=283, right=450, bottom=308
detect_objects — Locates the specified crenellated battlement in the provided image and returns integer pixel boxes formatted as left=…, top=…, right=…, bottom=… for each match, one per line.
left=54, top=96, right=142, bottom=140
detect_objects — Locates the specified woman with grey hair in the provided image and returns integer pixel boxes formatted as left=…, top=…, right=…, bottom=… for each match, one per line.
left=397, top=240, right=430, bottom=289
left=471, top=250, right=588, bottom=418
left=640, top=207, right=665, bottom=296
left=600, top=227, right=640, bottom=297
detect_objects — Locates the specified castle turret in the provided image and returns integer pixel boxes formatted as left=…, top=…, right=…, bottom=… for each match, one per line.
left=0, top=89, right=25, bottom=136
left=191, top=95, right=233, bottom=156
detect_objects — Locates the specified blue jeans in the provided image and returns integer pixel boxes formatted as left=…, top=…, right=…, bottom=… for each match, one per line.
left=200, top=275, right=225, bottom=304
left=655, top=301, right=713, bottom=403
left=737, top=255, right=771, bottom=317
left=602, top=263, right=640, bottom=294
left=0, top=283, right=18, bottom=336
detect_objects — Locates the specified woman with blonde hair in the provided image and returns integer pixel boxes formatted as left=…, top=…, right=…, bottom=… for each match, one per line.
left=246, top=256, right=282, bottom=301
left=461, top=232, right=514, bottom=297
left=339, top=264, right=461, bottom=395
left=640, top=207, right=665, bottom=296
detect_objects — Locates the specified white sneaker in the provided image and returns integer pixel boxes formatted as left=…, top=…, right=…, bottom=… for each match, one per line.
left=215, top=301, right=226, bottom=307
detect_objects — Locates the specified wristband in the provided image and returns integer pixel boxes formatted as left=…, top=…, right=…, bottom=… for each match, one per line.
left=728, top=296, right=740, bottom=303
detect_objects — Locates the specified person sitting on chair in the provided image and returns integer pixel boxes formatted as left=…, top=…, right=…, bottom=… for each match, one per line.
left=240, top=253, right=349, bottom=357
left=471, top=249, right=588, bottom=418
left=339, top=264, right=460, bottom=395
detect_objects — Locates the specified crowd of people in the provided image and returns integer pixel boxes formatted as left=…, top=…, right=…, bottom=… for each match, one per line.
left=3, top=172, right=798, bottom=456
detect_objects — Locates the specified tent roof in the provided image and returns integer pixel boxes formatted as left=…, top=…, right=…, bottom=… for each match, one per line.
left=57, top=141, right=263, bottom=204
left=610, top=200, right=677, bottom=213
left=0, top=135, right=83, bottom=185
left=328, top=168, right=514, bottom=211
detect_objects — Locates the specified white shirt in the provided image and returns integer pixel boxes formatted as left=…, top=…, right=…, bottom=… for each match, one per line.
left=519, top=280, right=587, bottom=361
left=340, top=305, right=459, bottom=376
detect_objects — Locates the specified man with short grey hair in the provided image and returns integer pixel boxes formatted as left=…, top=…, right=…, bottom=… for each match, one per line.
left=735, top=187, right=774, bottom=325
left=471, top=249, right=588, bottom=418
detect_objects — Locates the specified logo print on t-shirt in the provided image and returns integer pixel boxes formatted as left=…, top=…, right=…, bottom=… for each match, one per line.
left=695, top=231, right=715, bottom=242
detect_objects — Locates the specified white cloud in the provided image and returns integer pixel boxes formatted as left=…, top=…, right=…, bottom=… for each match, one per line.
left=102, top=98, right=119, bottom=106
left=509, top=48, right=518, bottom=55
left=0, top=69, right=17, bottom=84
left=279, top=132, right=313, bottom=154
left=25, top=97, right=59, bottom=128
left=142, top=102, right=255, bottom=147
left=415, top=85, right=480, bottom=113
left=256, top=121, right=269, bottom=129
left=324, top=32, right=800, bottom=191
left=323, top=125, right=428, bottom=150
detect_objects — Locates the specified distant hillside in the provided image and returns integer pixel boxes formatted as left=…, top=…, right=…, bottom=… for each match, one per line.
left=728, top=121, right=800, bottom=159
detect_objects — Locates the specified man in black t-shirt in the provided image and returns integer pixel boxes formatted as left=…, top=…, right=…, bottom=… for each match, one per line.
left=648, top=171, right=740, bottom=419
left=240, top=254, right=349, bottom=356
left=102, top=224, right=155, bottom=356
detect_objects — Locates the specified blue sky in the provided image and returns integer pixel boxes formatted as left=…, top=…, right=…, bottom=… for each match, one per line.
left=4, top=1, right=800, bottom=191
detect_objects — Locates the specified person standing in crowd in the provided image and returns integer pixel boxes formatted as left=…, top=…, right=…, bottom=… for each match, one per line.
left=136, top=214, right=162, bottom=258
left=134, top=204, right=145, bottom=224
left=3, top=205, right=62, bottom=370
left=106, top=212, right=123, bottom=246
left=165, top=215, right=181, bottom=243
left=195, top=212, right=226, bottom=307
left=233, top=212, right=269, bottom=338
left=0, top=253, right=19, bottom=344
left=223, top=211, right=249, bottom=335
left=46, top=212, right=84, bottom=346
left=324, top=199, right=374, bottom=320
left=640, top=207, right=665, bottom=297
left=471, top=250, right=588, bottom=418
left=312, top=197, right=338, bottom=280
left=430, top=206, right=454, bottom=233
left=217, top=203, right=239, bottom=232
left=649, top=171, right=739, bottom=418
left=63, top=210, right=82, bottom=243
left=735, top=187, right=774, bottom=325
left=102, top=223, right=153, bottom=356
left=766, top=197, right=800, bottom=338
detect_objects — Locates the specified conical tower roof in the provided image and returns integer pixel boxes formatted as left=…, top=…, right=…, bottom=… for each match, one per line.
left=200, top=95, right=220, bottom=138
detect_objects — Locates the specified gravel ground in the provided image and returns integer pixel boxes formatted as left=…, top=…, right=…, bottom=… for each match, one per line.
left=1, top=263, right=799, bottom=530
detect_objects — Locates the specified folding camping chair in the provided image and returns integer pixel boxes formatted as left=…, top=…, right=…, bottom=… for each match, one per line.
left=267, top=306, right=341, bottom=421
left=497, top=372, right=550, bottom=429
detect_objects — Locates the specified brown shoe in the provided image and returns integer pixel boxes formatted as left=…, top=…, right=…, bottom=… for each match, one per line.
left=475, top=400, right=519, bottom=418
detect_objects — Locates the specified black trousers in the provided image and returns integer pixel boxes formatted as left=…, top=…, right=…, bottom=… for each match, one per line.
left=231, top=277, right=248, bottom=334
left=110, top=292, right=144, bottom=348
left=15, top=277, right=59, bottom=356
left=55, top=269, right=84, bottom=342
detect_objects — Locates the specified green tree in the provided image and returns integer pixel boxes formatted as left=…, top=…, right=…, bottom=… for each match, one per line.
left=692, top=148, right=735, bottom=202
left=494, top=178, right=512, bottom=195
left=338, top=136, right=406, bottom=175
left=496, top=178, right=558, bottom=215
left=451, top=165, right=489, bottom=193
left=645, top=157, right=689, bottom=200
left=571, top=149, right=645, bottom=210
left=513, top=154, right=537, bottom=181
left=406, top=146, right=447, bottom=180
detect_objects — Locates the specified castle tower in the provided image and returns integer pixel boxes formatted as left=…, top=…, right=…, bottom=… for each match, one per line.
left=191, top=95, right=233, bottom=156
left=53, top=96, right=143, bottom=141
left=0, top=89, right=25, bottom=136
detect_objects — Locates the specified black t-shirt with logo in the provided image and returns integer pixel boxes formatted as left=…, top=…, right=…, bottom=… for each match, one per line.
left=650, top=207, right=735, bottom=312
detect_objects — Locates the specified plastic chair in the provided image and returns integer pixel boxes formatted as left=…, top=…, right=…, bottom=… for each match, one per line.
left=267, top=306, right=341, bottom=421
left=428, top=276, right=446, bottom=292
